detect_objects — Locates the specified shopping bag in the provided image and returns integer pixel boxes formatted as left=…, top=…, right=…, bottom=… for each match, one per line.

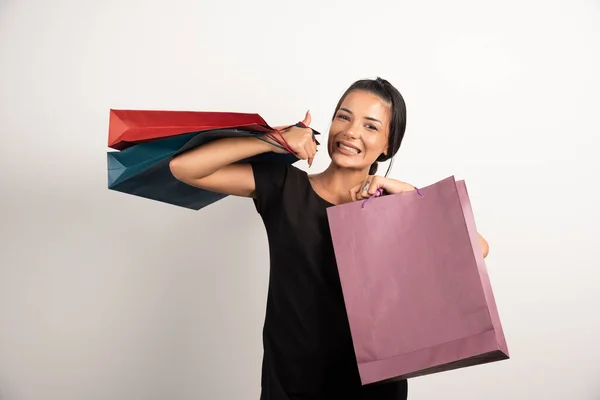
left=326, top=176, right=509, bottom=385
left=108, top=128, right=297, bottom=210
left=108, top=109, right=278, bottom=150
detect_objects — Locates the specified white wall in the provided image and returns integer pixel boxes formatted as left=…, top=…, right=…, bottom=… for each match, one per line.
left=1, top=0, right=599, bottom=399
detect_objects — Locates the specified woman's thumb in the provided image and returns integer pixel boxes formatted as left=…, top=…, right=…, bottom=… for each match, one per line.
left=302, top=110, right=311, bottom=126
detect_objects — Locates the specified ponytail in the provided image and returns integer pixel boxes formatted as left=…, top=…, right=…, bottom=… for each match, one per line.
left=369, top=162, right=378, bottom=175
left=370, top=155, right=394, bottom=177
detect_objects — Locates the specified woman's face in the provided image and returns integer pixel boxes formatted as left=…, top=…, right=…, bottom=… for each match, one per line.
left=327, top=90, right=391, bottom=172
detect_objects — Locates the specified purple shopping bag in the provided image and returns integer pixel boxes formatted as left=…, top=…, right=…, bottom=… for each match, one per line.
left=326, top=176, right=509, bottom=385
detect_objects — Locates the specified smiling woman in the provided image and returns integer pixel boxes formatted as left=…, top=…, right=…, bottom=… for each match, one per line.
left=330, top=93, right=390, bottom=171
left=168, top=77, right=489, bottom=400
left=327, top=78, right=406, bottom=178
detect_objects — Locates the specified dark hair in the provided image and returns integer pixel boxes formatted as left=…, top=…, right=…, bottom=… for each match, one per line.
left=331, top=77, right=407, bottom=176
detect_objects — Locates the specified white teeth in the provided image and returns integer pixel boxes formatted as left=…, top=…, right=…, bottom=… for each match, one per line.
left=338, top=143, right=359, bottom=154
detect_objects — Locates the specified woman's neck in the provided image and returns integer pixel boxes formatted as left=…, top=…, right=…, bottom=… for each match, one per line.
left=310, top=163, right=369, bottom=205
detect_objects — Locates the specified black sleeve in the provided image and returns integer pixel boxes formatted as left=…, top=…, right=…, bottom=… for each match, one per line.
left=250, top=161, right=289, bottom=215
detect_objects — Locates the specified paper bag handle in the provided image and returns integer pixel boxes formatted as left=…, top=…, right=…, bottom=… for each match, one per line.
left=361, top=187, right=424, bottom=209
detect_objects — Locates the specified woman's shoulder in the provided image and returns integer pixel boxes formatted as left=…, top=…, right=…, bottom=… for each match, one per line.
left=251, top=160, right=306, bottom=187
left=250, top=160, right=310, bottom=214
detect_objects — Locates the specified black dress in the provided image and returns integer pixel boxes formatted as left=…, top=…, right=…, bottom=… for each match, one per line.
left=251, top=161, right=408, bottom=400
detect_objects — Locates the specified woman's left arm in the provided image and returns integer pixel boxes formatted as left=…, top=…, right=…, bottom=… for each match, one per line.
left=352, top=175, right=490, bottom=259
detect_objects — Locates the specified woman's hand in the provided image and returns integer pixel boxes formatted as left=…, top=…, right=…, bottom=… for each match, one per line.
left=268, top=111, right=317, bottom=167
left=350, top=175, right=417, bottom=201
left=478, top=234, right=490, bottom=258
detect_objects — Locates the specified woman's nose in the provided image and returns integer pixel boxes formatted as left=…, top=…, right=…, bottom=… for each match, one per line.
left=344, top=128, right=359, bottom=139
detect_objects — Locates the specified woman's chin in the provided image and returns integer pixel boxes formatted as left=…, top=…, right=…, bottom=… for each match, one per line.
left=330, top=153, right=368, bottom=171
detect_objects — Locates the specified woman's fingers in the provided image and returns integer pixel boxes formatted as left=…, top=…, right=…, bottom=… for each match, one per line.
left=301, top=128, right=317, bottom=166
left=350, top=184, right=360, bottom=202
left=361, top=177, right=379, bottom=198
left=351, top=180, right=369, bottom=201
left=304, top=140, right=317, bottom=167
left=295, top=146, right=309, bottom=161
left=305, top=142, right=315, bottom=166
left=350, top=177, right=383, bottom=201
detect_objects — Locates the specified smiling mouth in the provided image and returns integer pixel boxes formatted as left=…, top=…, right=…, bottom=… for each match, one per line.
left=337, top=142, right=361, bottom=154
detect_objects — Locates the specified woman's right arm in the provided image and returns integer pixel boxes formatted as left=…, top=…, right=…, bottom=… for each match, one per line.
left=169, top=136, right=272, bottom=198
left=168, top=112, right=316, bottom=198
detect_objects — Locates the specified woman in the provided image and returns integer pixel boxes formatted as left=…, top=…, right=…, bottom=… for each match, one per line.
left=169, top=77, right=490, bottom=399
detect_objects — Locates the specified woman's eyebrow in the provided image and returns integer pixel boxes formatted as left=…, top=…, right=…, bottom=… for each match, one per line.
left=339, top=108, right=382, bottom=125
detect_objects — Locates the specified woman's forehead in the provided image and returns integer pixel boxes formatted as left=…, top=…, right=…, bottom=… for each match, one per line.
left=340, top=91, right=391, bottom=120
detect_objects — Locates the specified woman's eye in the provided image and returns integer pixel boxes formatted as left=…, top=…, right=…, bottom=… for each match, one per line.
left=366, top=124, right=377, bottom=131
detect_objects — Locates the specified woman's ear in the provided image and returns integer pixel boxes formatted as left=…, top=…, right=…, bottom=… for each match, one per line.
left=382, top=131, right=390, bottom=156
left=383, top=144, right=389, bottom=156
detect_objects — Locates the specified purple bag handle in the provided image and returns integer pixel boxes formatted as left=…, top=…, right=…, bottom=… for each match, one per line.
left=362, top=187, right=424, bottom=209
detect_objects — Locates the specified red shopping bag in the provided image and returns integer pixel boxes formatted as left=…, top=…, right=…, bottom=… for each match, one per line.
left=108, top=109, right=276, bottom=150
left=326, top=176, right=509, bottom=385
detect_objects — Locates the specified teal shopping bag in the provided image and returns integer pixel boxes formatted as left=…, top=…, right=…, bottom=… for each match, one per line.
left=107, top=128, right=297, bottom=210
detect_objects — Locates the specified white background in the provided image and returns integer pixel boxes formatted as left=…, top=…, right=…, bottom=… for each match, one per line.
left=1, top=0, right=599, bottom=399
